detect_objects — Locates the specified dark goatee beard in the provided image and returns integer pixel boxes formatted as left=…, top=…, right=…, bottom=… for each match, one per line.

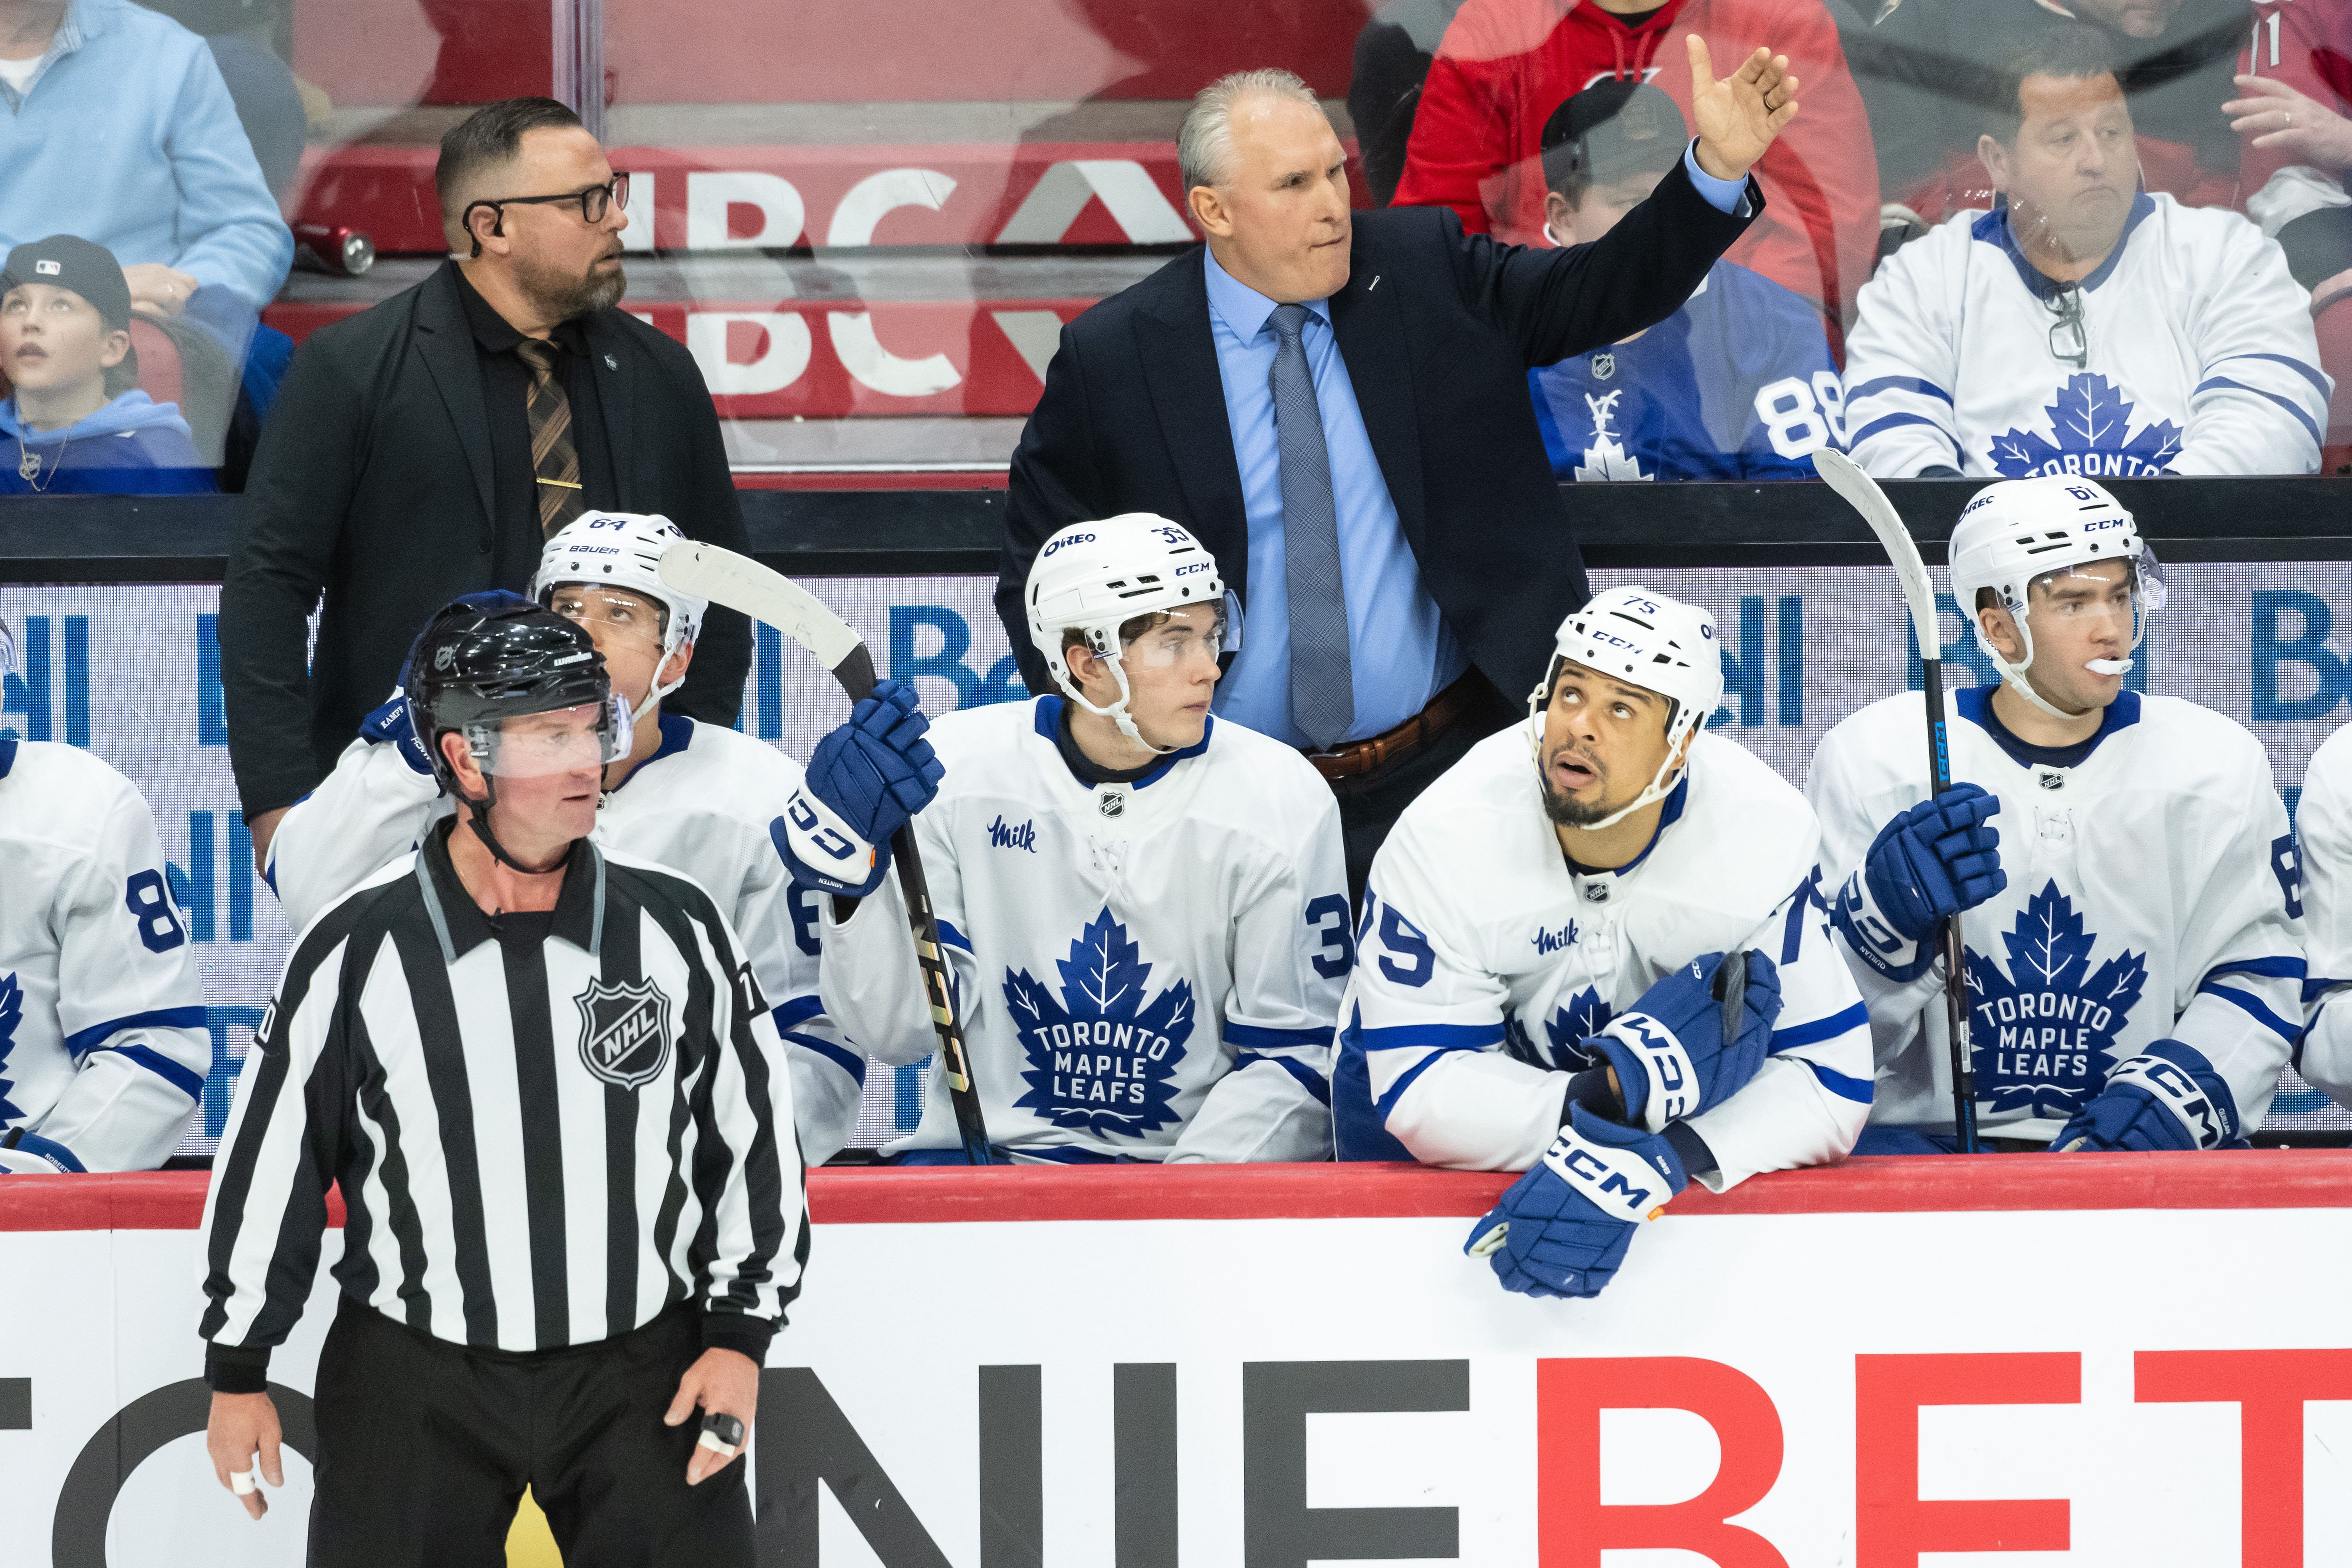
left=516, top=252, right=627, bottom=322
left=1537, top=754, right=1611, bottom=827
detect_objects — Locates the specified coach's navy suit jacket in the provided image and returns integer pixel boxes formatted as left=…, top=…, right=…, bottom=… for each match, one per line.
left=995, top=160, right=1759, bottom=708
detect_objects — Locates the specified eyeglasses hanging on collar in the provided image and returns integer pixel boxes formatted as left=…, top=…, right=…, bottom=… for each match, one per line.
left=2045, top=283, right=2088, bottom=370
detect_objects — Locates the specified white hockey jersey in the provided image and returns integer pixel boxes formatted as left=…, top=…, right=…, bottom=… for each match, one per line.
left=1844, top=194, right=2329, bottom=479
left=1810, top=688, right=2302, bottom=1142
left=264, top=706, right=861, bottom=1163
left=817, top=697, right=1347, bottom=1164
left=0, top=735, right=208, bottom=1170
left=2283, top=720, right=2352, bottom=1105
left=1335, top=724, right=1872, bottom=1190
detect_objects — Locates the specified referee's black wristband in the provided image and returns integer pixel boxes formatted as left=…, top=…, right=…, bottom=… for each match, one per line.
left=702, top=1310, right=777, bottom=1364
left=204, top=1345, right=272, bottom=1395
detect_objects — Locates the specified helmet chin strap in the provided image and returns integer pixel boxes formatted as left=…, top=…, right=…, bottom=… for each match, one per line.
left=1057, top=654, right=1174, bottom=755
left=627, top=633, right=691, bottom=726
left=455, top=778, right=572, bottom=876
left=1982, top=605, right=2099, bottom=723
left=1523, top=673, right=1693, bottom=835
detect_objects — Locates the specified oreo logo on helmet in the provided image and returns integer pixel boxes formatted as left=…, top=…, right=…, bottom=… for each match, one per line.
left=1042, top=532, right=1096, bottom=557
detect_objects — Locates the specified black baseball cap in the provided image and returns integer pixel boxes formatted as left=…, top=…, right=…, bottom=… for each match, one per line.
left=1540, top=81, right=1690, bottom=196
left=0, top=235, right=134, bottom=330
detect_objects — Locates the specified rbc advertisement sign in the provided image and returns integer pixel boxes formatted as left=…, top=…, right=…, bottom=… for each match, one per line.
left=4, top=563, right=2349, bottom=1143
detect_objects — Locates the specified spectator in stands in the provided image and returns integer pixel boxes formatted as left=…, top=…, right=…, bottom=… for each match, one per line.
left=1843, top=27, right=2328, bottom=479
left=0, top=0, right=292, bottom=355
left=1391, top=0, right=1879, bottom=331
left=1529, top=82, right=1840, bottom=481
left=1849, top=0, right=2245, bottom=245
left=999, top=55, right=1792, bottom=893
left=219, top=97, right=752, bottom=868
left=1349, top=0, right=1471, bottom=205
left=2225, top=6, right=2352, bottom=464
left=0, top=236, right=217, bottom=495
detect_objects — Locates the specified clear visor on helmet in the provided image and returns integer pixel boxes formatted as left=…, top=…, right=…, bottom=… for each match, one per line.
left=1113, top=608, right=1228, bottom=670
left=462, top=697, right=632, bottom=778
left=543, top=583, right=670, bottom=658
left=2016, top=553, right=2154, bottom=650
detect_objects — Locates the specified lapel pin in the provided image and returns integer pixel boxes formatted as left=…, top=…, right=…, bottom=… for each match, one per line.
left=604, top=353, right=618, bottom=369
left=1367, top=274, right=1380, bottom=291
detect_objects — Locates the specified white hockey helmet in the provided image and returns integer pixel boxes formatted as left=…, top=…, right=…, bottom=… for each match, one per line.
left=1025, top=515, right=1226, bottom=752
left=1947, top=476, right=2158, bottom=720
left=1532, top=586, right=1724, bottom=830
left=531, top=512, right=708, bottom=723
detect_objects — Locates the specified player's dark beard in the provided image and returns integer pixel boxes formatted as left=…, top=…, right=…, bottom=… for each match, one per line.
left=515, top=243, right=627, bottom=321
left=1537, top=745, right=1613, bottom=827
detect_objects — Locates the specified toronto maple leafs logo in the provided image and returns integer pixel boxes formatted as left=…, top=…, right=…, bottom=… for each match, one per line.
left=1989, top=373, right=2182, bottom=480
left=0, top=972, right=22, bottom=1124
left=1501, top=985, right=1613, bottom=1072
left=1004, top=910, right=1194, bottom=1136
left=1964, top=882, right=2148, bottom=1119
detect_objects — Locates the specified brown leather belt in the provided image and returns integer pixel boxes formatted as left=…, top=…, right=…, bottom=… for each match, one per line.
left=1304, top=674, right=1482, bottom=783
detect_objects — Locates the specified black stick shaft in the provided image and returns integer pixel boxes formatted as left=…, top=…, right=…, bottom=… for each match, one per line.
left=1920, top=659, right=1979, bottom=1154
left=832, top=645, right=994, bottom=1164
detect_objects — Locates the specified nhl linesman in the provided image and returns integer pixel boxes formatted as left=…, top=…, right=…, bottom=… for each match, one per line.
left=198, top=597, right=807, bottom=1565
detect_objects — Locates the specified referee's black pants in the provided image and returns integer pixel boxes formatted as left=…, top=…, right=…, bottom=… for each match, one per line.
left=307, top=1297, right=752, bottom=1567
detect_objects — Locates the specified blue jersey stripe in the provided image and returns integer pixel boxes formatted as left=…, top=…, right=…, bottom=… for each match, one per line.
left=1848, top=411, right=1960, bottom=456
left=1373, top=1049, right=1461, bottom=1121
left=1799, top=1057, right=1874, bottom=1104
left=2192, top=377, right=2323, bottom=452
left=1354, top=1021, right=1505, bottom=1054
left=772, top=994, right=826, bottom=1032
left=1847, top=375, right=1955, bottom=404
left=785, top=1032, right=867, bottom=1086
left=1769, top=1001, right=1868, bottom=1054
left=97, top=1042, right=206, bottom=1102
left=936, top=918, right=973, bottom=954
left=62, top=1005, right=208, bottom=1059
left=2196, top=980, right=2303, bottom=1047
left=1234, top=1049, right=1332, bottom=1106
left=1224, top=1022, right=1335, bottom=1052
left=2203, top=956, right=2306, bottom=982
left=2206, top=351, right=2332, bottom=399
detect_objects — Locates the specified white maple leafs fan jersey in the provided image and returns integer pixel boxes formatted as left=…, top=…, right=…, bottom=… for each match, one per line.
left=1335, top=725, right=1872, bottom=1188
left=1844, top=194, right=2329, bottom=479
left=817, top=697, right=1347, bottom=1163
left=2279, top=722, right=2352, bottom=1105
left=0, top=736, right=208, bottom=1169
left=265, top=706, right=863, bottom=1163
left=1811, top=689, right=2302, bottom=1142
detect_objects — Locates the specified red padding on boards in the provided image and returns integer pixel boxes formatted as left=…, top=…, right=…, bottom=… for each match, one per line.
left=2, top=1153, right=2347, bottom=1232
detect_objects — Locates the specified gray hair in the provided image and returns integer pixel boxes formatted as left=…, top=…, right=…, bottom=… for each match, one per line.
left=1178, top=68, right=1323, bottom=193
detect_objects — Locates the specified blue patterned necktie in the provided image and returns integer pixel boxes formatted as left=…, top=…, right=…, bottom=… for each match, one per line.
left=1266, top=303, right=1354, bottom=750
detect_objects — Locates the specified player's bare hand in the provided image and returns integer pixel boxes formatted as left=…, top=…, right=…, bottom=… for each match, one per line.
left=121, top=263, right=200, bottom=320
left=206, top=1390, right=283, bottom=1520
left=2226, top=74, right=2352, bottom=168
left=1688, top=37, right=1798, bottom=182
left=246, top=807, right=290, bottom=873
left=666, top=1346, right=760, bottom=1485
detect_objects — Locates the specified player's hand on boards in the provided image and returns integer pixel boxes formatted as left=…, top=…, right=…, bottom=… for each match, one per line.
left=1863, top=782, right=2005, bottom=942
left=1464, top=1104, right=1688, bottom=1298
left=2053, top=1041, right=2237, bottom=1152
left=1687, top=36, right=1798, bottom=182
left=1590, top=950, right=1782, bottom=1132
left=780, top=678, right=947, bottom=896
left=205, top=1390, right=283, bottom=1520
left=666, top=1346, right=760, bottom=1485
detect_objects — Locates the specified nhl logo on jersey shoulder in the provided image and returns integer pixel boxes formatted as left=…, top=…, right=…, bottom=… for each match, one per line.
left=1590, top=352, right=1615, bottom=381
left=574, top=976, right=672, bottom=1090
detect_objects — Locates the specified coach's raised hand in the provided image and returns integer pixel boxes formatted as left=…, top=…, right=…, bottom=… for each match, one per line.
left=1686, top=36, right=1798, bottom=182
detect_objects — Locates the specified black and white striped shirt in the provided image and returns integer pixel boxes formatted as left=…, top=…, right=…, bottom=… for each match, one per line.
left=199, top=825, right=806, bottom=1391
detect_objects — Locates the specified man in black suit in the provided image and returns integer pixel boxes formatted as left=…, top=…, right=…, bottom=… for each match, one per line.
left=997, top=41, right=1800, bottom=894
left=220, top=97, right=751, bottom=862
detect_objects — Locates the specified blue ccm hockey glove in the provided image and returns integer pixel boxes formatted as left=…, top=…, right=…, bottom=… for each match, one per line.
left=775, top=679, right=945, bottom=896
left=1464, top=1104, right=1689, bottom=1299
left=0, top=1128, right=86, bottom=1174
left=357, top=689, right=434, bottom=776
left=1585, top=951, right=1783, bottom=1132
left=2054, top=1040, right=2242, bottom=1151
left=1862, top=783, right=2007, bottom=942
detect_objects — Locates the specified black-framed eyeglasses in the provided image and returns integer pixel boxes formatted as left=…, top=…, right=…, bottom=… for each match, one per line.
left=2045, top=282, right=2088, bottom=370
left=463, top=174, right=630, bottom=255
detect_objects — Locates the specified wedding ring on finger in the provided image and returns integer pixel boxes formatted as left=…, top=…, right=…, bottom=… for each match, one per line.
left=230, top=1469, right=258, bottom=1496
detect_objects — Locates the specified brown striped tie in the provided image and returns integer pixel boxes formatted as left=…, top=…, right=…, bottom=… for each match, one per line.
left=515, top=338, right=585, bottom=536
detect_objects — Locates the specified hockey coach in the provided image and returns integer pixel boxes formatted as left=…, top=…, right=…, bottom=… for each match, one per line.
left=996, top=40, right=1799, bottom=892
left=197, top=597, right=805, bottom=1563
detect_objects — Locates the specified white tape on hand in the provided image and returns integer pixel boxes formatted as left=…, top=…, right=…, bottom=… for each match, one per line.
left=230, top=1469, right=258, bottom=1496
left=696, top=1427, right=739, bottom=1461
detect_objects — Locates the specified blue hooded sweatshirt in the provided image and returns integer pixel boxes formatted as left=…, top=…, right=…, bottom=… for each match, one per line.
left=0, top=391, right=217, bottom=495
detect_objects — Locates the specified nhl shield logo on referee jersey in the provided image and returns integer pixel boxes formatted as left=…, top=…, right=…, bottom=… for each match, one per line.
left=574, top=977, right=672, bottom=1090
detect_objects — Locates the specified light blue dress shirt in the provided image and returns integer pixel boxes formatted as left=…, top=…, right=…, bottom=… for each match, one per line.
left=1206, top=144, right=1746, bottom=749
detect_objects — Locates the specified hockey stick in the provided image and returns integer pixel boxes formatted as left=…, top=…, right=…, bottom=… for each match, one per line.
left=657, top=540, right=994, bottom=1165
left=1812, top=451, right=1980, bottom=1154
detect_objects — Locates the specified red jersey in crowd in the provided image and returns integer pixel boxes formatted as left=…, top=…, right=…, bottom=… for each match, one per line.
left=2238, top=0, right=2352, bottom=224
left=1390, top=0, right=1880, bottom=329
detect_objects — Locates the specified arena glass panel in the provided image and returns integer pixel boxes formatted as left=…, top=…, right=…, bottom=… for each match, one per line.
left=3, top=559, right=2347, bottom=1156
